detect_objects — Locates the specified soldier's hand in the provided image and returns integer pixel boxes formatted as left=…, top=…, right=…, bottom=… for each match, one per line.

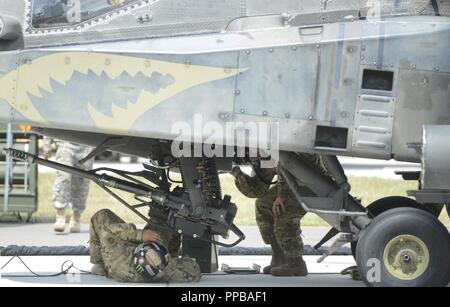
left=142, top=229, right=162, bottom=244
left=272, top=197, right=286, bottom=218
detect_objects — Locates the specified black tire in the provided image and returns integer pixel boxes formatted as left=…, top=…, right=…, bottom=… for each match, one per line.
left=356, top=207, right=450, bottom=287
left=365, top=196, right=442, bottom=218
left=351, top=196, right=442, bottom=258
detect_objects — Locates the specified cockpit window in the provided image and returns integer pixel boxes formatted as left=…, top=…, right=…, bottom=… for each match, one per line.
left=31, top=0, right=136, bottom=29
left=376, top=0, right=450, bottom=18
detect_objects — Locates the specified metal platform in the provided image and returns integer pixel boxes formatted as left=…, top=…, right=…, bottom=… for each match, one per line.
left=0, top=124, right=38, bottom=219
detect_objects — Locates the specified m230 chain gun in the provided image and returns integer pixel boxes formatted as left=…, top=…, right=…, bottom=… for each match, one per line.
left=5, top=148, right=245, bottom=247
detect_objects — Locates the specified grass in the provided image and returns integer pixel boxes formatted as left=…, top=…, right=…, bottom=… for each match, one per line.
left=33, top=173, right=450, bottom=227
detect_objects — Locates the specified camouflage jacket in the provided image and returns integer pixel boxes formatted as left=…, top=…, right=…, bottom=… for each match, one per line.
left=234, top=162, right=290, bottom=199
left=234, top=153, right=330, bottom=199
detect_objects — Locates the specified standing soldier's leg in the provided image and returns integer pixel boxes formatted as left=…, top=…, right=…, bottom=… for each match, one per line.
left=69, top=148, right=93, bottom=233
left=52, top=142, right=76, bottom=232
left=255, top=187, right=287, bottom=274
left=271, top=194, right=308, bottom=276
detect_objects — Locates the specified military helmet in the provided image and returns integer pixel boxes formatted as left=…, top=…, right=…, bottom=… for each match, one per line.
left=133, top=242, right=170, bottom=279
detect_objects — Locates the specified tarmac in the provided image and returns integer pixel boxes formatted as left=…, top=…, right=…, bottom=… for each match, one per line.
left=0, top=255, right=361, bottom=287
left=0, top=224, right=365, bottom=287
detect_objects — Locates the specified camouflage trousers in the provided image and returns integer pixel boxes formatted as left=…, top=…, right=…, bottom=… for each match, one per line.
left=52, top=142, right=93, bottom=214
left=255, top=186, right=307, bottom=257
left=90, top=209, right=201, bottom=283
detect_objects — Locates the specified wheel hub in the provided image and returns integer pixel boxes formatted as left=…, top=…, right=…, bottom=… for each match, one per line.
left=383, top=234, right=430, bottom=281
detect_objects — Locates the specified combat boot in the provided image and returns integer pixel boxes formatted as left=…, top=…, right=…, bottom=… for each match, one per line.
left=54, top=209, right=66, bottom=233
left=69, top=212, right=81, bottom=233
left=270, top=256, right=308, bottom=277
left=263, top=245, right=286, bottom=274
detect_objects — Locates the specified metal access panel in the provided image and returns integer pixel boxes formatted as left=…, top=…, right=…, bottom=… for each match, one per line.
left=0, top=123, right=38, bottom=214
left=235, top=45, right=319, bottom=120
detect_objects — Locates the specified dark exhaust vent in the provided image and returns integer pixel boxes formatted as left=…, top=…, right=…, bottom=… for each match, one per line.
left=362, top=69, right=394, bottom=91
left=315, top=126, right=348, bottom=149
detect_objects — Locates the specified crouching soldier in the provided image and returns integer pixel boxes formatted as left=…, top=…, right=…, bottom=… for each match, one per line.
left=232, top=154, right=329, bottom=277
left=232, top=160, right=308, bottom=277
left=89, top=209, right=201, bottom=283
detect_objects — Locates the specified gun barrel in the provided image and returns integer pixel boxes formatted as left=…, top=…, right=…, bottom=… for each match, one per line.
left=5, top=148, right=99, bottom=181
left=4, top=148, right=183, bottom=209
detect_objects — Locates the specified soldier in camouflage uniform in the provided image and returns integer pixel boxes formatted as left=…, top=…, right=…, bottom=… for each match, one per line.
left=232, top=154, right=329, bottom=277
left=89, top=209, right=201, bottom=283
left=50, top=141, right=93, bottom=233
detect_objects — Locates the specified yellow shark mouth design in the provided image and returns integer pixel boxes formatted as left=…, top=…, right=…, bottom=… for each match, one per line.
left=0, top=52, right=245, bottom=130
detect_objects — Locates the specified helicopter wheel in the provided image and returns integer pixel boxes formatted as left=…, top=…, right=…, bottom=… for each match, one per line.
left=356, top=207, right=450, bottom=287
left=350, top=196, right=438, bottom=259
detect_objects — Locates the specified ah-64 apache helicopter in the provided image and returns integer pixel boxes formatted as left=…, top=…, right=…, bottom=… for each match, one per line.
left=0, top=0, right=450, bottom=286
